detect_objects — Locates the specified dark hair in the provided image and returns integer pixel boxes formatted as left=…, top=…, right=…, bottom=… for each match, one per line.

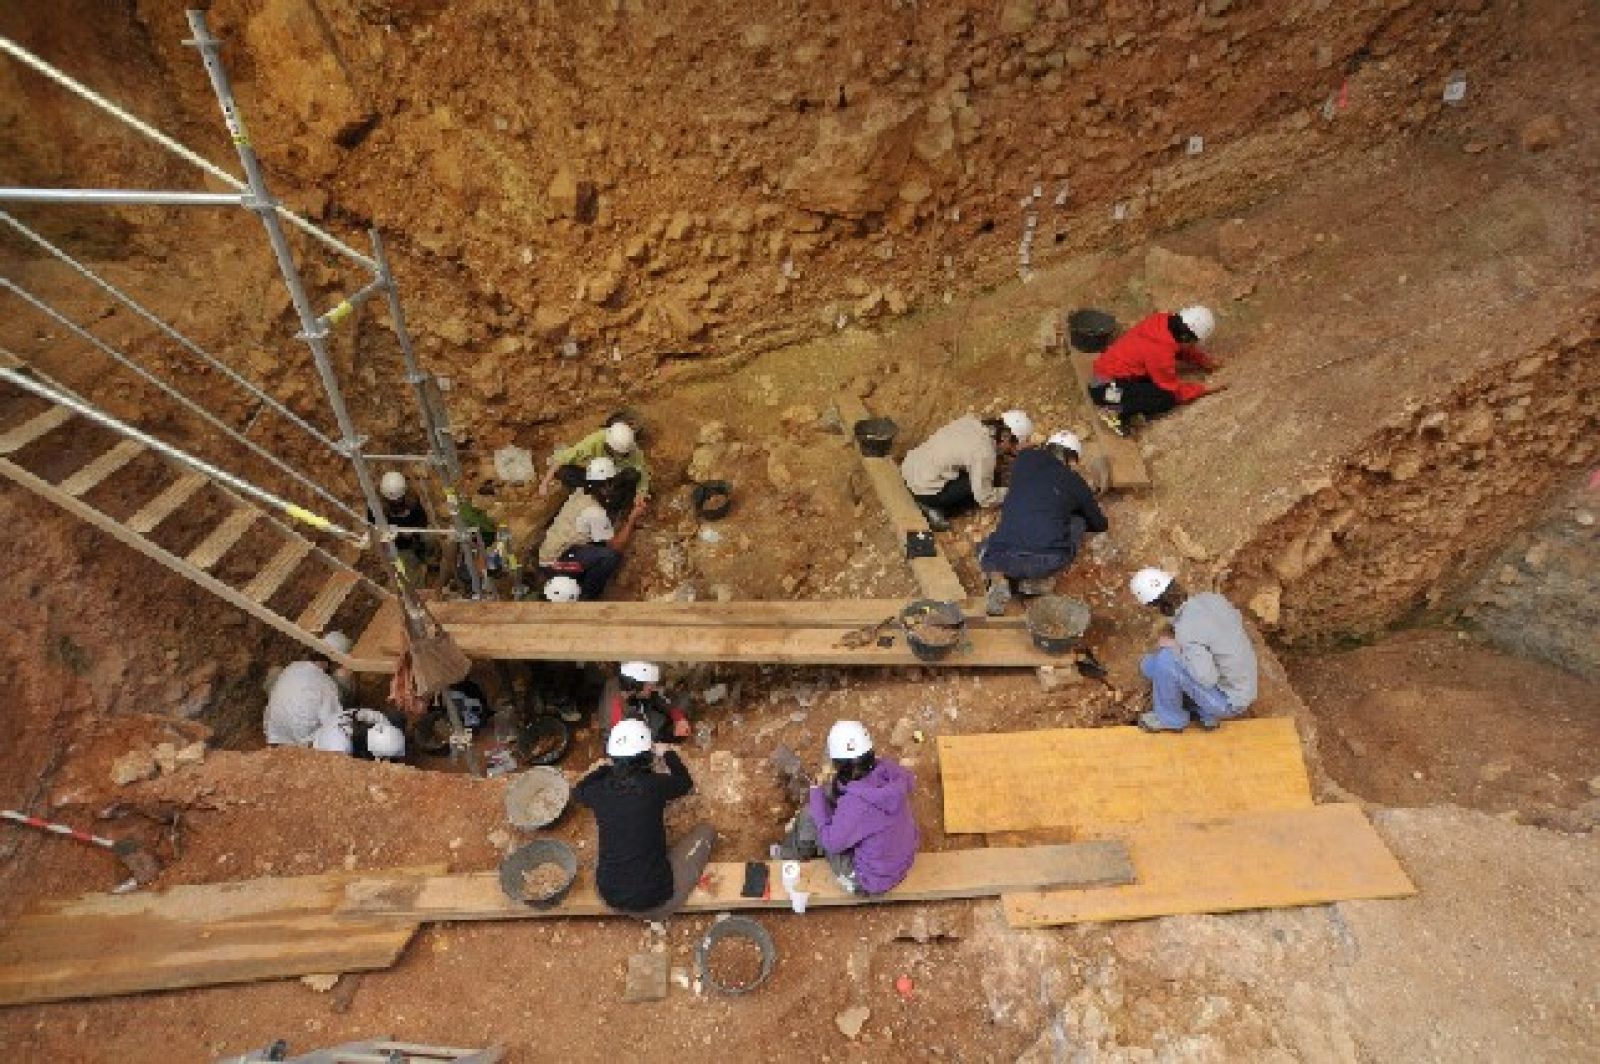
left=619, top=674, right=647, bottom=695
left=609, top=749, right=655, bottom=790
left=1046, top=444, right=1078, bottom=465
left=981, top=418, right=1015, bottom=444
left=832, top=749, right=877, bottom=786
left=1168, top=313, right=1198, bottom=344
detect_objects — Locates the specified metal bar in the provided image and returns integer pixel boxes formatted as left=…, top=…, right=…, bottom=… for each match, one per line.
left=0, top=32, right=377, bottom=270
left=0, top=366, right=366, bottom=543
left=0, top=187, right=247, bottom=206
left=318, top=276, right=387, bottom=331
left=365, top=453, right=435, bottom=464
left=1, top=279, right=362, bottom=523
left=0, top=209, right=342, bottom=454
left=369, top=227, right=486, bottom=598
left=185, top=10, right=415, bottom=621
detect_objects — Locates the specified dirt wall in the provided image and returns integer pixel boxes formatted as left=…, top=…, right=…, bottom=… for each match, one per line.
left=1224, top=307, right=1600, bottom=647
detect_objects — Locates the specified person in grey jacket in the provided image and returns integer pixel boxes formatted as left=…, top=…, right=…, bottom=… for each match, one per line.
left=900, top=410, right=1033, bottom=528
left=1127, top=567, right=1258, bottom=732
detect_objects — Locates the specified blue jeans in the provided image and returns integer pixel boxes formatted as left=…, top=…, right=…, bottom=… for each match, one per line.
left=1140, top=647, right=1239, bottom=729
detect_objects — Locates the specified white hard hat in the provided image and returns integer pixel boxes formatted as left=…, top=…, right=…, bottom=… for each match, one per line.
left=576, top=505, right=615, bottom=543
left=827, top=720, right=874, bottom=761
left=620, top=661, right=662, bottom=685
left=379, top=471, right=408, bottom=501
left=365, top=717, right=406, bottom=760
left=312, top=718, right=353, bottom=754
left=1178, top=306, right=1216, bottom=342
left=544, top=575, right=582, bottom=602
left=586, top=455, right=618, bottom=482
left=999, top=410, right=1034, bottom=443
left=605, top=421, right=635, bottom=454
left=1046, top=431, right=1082, bottom=455
left=323, top=630, right=353, bottom=656
left=1129, top=567, right=1175, bottom=606
left=607, top=718, right=653, bottom=758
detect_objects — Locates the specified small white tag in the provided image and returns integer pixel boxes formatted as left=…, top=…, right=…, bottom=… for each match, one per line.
left=1186, top=135, right=1204, bottom=155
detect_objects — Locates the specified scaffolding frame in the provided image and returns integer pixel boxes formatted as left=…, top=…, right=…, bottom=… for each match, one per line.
left=0, top=9, right=489, bottom=607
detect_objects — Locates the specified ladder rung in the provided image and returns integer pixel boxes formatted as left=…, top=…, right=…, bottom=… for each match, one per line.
left=58, top=438, right=146, bottom=497
left=296, top=570, right=359, bottom=634
left=243, top=538, right=312, bottom=604
left=185, top=506, right=259, bottom=570
left=128, top=471, right=208, bottom=534
left=0, top=406, right=73, bottom=455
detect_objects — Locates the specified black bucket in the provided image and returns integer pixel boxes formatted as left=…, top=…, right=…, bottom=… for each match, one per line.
left=692, top=480, right=734, bottom=520
left=900, top=599, right=964, bottom=661
left=696, top=915, right=776, bottom=995
left=498, top=839, right=578, bottom=909
left=1026, top=595, right=1092, bottom=655
left=1067, top=309, right=1117, bottom=353
left=853, top=417, right=898, bottom=458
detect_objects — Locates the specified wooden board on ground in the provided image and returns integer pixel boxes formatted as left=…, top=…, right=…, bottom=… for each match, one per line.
left=1068, top=350, right=1152, bottom=491
left=337, top=844, right=1134, bottom=923
left=0, top=869, right=438, bottom=1006
left=1001, top=804, right=1416, bottom=928
left=836, top=391, right=968, bottom=603
left=939, top=718, right=1313, bottom=835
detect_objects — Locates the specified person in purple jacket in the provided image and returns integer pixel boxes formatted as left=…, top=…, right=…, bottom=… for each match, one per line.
left=778, top=720, right=920, bottom=895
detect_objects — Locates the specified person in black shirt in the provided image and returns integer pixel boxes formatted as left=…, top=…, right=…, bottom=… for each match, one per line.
left=573, top=719, right=716, bottom=919
left=979, top=431, right=1109, bottom=615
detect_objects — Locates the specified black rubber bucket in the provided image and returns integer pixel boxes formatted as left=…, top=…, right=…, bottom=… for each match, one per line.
left=1026, top=595, right=1092, bottom=655
left=692, top=480, right=733, bottom=520
left=696, top=915, right=776, bottom=995
left=498, top=839, right=578, bottom=909
left=900, top=599, right=964, bottom=661
left=853, top=417, right=898, bottom=458
left=1067, top=309, right=1117, bottom=353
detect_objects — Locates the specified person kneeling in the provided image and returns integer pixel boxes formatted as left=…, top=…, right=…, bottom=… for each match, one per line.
left=609, top=661, right=692, bottom=743
left=1128, top=567, right=1258, bottom=732
left=780, top=721, right=919, bottom=896
left=574, top=720, right=716, bottom=921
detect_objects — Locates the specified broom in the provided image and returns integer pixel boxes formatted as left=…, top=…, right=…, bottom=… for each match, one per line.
left=396, top=578, right=472, bottom=698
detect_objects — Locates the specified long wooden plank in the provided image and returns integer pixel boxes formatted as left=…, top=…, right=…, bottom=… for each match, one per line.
left=297, top=570, right=360, bottom=634
left=374, top=618, right=1066, bottom=667
left=427, top=598, right=1020, bottom=630
left=185, top=506, right=260, bottom=570
left=0, top=404, right=73, bottom=455
left=57, top=438, right=146, bottom=497
left=1068, top=350, right=1152, bottom=490
left=127, top=469, right=208, bottom=533
left=939, top=718, right=1314, bottom=835
left=837, top=391, right=968, bottom=601
left=0, top=869, right=437, bottom=1006
left=1001, top=805, right=1416, bottom=928
left=338, top=844, right=1134, bottom=923
left=244, top=538, right=313, bottom=604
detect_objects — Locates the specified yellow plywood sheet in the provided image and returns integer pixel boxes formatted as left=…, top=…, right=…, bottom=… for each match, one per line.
left=1001, top=804, right=1416, bottom=928
left=938, top=718, right=1313, bottom=835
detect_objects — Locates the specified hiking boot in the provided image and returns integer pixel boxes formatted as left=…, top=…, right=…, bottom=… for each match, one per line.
left=1015, top=576, right=1055, bottom=596
left=1097, top=408, right=1131, bottom=438
left=1198, top=715, right=1221, bottom=731
left=985, top=578, right=1012, bottom=617
left=1137, top=711, right=1185, bottom=733
left=919, top=505, right=950, bottom=532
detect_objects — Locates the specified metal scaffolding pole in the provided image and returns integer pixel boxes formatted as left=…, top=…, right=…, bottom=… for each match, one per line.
left=0, top=188, right=248, bottom=206
left=368, top=227, right=487, bottom=599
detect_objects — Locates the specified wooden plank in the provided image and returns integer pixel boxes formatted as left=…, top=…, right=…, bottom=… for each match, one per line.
left=938, top=718, right=1314, bottom=835
left=243, top=538, right=313, bottom=604
left=0, top=404, right=72, bottom=455
left=1068, top=350, right=1152, bottom=491
left=297, top=570, right=360, bottom=634
left=837, top=391, right=968, bottom=602
left=127, top=469, right=208, bottom=534
left=338, top=844, right=1134, bottom=923
left=0, top=870, right=436, bottom=1006
left=369, top=618, right=1067, bottom=667
left=185, top=505, right=260, bottom=570
left=350, top=596, right=405, bottom=667
left=57, top=438, right=145, bottom=497
left=427, top=598, right=1021, bottom=630
left=1001, top=805, right=1416, bottom=928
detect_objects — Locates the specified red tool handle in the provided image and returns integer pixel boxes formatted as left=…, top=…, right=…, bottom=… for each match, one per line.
left=1, top=809, right=116, bottom=850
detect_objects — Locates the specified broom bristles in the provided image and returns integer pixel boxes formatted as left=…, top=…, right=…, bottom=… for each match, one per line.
left=408, top=631, right=472, bottom=697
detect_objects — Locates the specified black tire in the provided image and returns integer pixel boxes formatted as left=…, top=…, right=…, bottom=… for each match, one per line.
left=518, top=714, right=572, bottom=766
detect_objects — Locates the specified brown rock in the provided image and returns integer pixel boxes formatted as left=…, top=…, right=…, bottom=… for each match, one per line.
left=997, top=0, right=1038, bottom=35
left=1247, top=584, right=1282, bottom=626
left=111, top=749, right=157, bottom=787
left=648, top=296, right=705, bottom=341
left=784, top=100, right=925, bottom=218
left=1214, top=219, right=1262, bottom=271
left=1518, top=114, right=1562, bottom=152
left=532, top=306, right=572, bottom=340
left=546, top=165, right=596, bottom=221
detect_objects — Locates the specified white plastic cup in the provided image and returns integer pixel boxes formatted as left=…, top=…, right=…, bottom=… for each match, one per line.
left=781, top=860, right=802, bottom=891
left=790, top=890, right=810, bottom=914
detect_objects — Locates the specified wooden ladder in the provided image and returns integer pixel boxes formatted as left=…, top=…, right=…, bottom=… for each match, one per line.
left=0, top=383, right=394, bottom=670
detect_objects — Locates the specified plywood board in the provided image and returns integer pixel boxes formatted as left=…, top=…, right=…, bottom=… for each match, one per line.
left=337, top=844, right=1133, bottom=923
left=939, top=718, right=1313, bottom=835
left=1068, top=351, right=1152, bottom=491
left=0, top=869, right=437, bottom=1006
left=1001, top=804, right=1416, bottom=928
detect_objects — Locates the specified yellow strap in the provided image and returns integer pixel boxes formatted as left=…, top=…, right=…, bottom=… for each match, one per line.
left=325, top=300, right=354, bottom=326
left=284, top=504, right=331, bottom=531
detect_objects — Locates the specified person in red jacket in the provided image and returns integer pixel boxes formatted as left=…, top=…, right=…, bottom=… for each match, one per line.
left=1088, top=306, right=1225, bottom=435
